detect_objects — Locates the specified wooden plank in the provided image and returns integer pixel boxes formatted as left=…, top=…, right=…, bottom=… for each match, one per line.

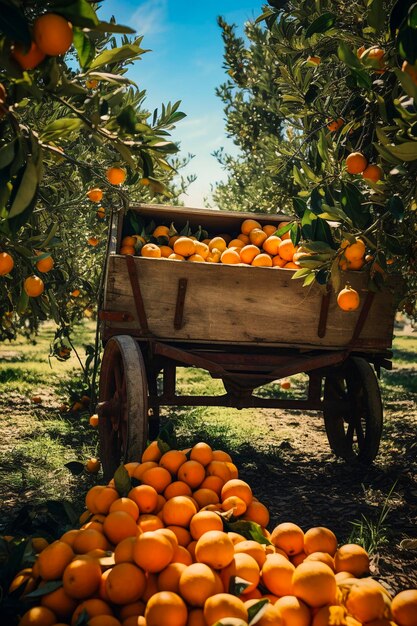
left=102, top=255, right=397, bottom=351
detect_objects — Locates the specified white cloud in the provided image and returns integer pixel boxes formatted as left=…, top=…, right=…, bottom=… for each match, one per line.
left=131, top=0, right=168, bottom=37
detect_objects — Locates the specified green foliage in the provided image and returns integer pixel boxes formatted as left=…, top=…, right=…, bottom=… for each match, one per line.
left=0, top=0, right=189, bottom=342
left=217, top=0, right=417, bottom=314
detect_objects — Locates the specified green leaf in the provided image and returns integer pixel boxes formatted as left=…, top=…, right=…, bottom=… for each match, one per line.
left=117, top=106, right=139, bottom=134
left=158, top=421, right=177, bottom=449
left=73, top=28, right=95, bottom=69
left=229, top=576, right=252, bottom=596
left=293, top=197, right=307, bottom=217
left=276, top=222, right=293, bottom=237
left=64, top=461, right=85, bottom=475
left=386, top=194, right=405, bottom=220
left=0, top=2, right=31, bottom=45
left=390, top=0, right=415, bottom=36
left=292, top=268, right=313, bottom=279
left=89, top=44, right=147, bottom=70
left=397, top=25, right=417, bottom=63
left=85, top=71, right=134, bottom=85
left=408, top=3, right=417, bottom=27
left=367, top=0, right=386, bottom=32
left=224, top=520, right=272, bottom=545
left=340, top=182, right=370, bottom=229
left=382, top=141, right=417, bottom=161
left=40, top=118, right=84, bottom=142
left=8, top=158, right=38, bottom=218
left=248, top=599, right=269, bottom=625
left=114, top=463, right=131, bottom=497
left=338, top=42, right=361, bottom=69
left=0, top=139, right=17, bottom=169
left=305, top=13, right=336, bottom=37
left=94, top=21, right=136, bottom=34
left=26, top=580, right=63, bottom=598
left=351, top=67, right=373, bottom=90
left=53, top=0, right=99, bottom=28
left=303, top=272, right=316, bottom=286
left=394, top=67, right=417, bottom=100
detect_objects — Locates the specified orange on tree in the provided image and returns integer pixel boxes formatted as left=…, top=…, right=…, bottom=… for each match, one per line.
left=85, top=457, right=100, bottom=474
left=89, top=413, right=99, bottom=427
left=97, top=206, right=105, bottom=219
left=87, top=236, right=99, bottom=246
left=0, top=252, right=14, bottom=275
left=360, top=46, right=386, bottom=72
left=327, top=118, right=344, bottom=132
left=86, top=78, right=99, bottom=89
left=87, top=187, right=103, bottom=202
left=24, top=275, right=44, bottom=297
left=307, top=55, right=321, bottom=66
left=337, top=285, right=360, bottom=312
left=106, top=166, right=127, bottom=185
left=341, top=238, right=366, bottom=261
left=36, top=253, right=54, bottom=274
left=362, top=164, right=383, bottom=182
left=346, top=152, right=368, bottom=174
left=33, top=14, right=73, bottom=56
left=11, top=41, right=46, bottom=70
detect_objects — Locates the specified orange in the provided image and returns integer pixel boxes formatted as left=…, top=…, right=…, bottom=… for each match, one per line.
left=312, top=605, right=351, bottom=626
left=391, top=589, right=417, bottom=626
left=304, top=527, right=337, bottom=556
left=122, top=236, right=137, bottom=247
left=0, top=252, right=14, bottom=275
left=142, top=441, right=163, bottom=462
left=86, top=78, right=99, bottom=88
left=141, top=466, right=172, bottom=493
left=206, top=460, right=232, bottom=483
left=275, top=595, right=312, bottom=626
left=221, top=248, right=241, bottom=264
left=360, top=46, right=386, bottom=72
left=35, top=254, right=54, bottom=273
left=343, top=239, right=365, bottom=261
left=103, top=510, right=138, bottom=544
left=204, top=593, right=248, bottom=625
left=93, top=486, right=119, bottom=514
left=278, top=239, right=296, bottom=261
left=119, top=600, right=146, bottom=620
left=192, top=488, right=219, bottom=509
left=304, top=551, right=335, bottom=570
left=164, top=481, right=192, bottom=500
left=24, top=275, right=44, bottom=297
left=270, top=522, right=303, bottom=557
left=17, top=607, right=56, bottom=626
left=241, top=219, right=261, bottom=235
left=114, top=536, right=137, bottom=564
left=163, top=495, right=197, bottom=527
left=88, top=617, right=121, bottom=626
left=221, top=479, right=252, bottom=506
left=40, top=585, right=77, bottom=619
left=109, top=497, right=140, bottom=521
left=200, top=475, right=224, bottom=495
left=249, top=228, right=268, bottom=247
left=362, top=164, right=383, bottom=182
left=244, top=501, right=270, bottom=527
left=157, top=562, right=187, bottom=593
left=234, top=540, right=266, bottom=568
left=60, top=529, right=79, bottom=548
left=206, top=248, right=221, bottom=263
left=133, top=531, right=174, bottom=572
left=402, top=60, right=417, bottom=86
left=167, top=525, right=192, bottom=547
left=71, top=289, right=80, bottom=297
left=292, top=561, right=337, bottom=607
left=32, top=537, right=49, bottom=553
left=334, top=544, right=369, bottom=576
left=128, top=484, right=158, bottom=513
left=179, top=562, right=218, bottom=606
left=141, top=243, right=162, bottom=258
left=195, top=530, right=235, bottom=569
left=263, top=236, right=282, bottom=256
left=9, top=570, right=36, bottom=596
left=87, top=236, right=99, bottom=246
left=272, top=254, right=286, bottom=268
left=188, top=253, right=205, bottom=263
left=187, top=608, right=206, bottom=626
left=245, top=600, right=281, bottom=624
left=120, top=245, right=136, bottom=255
left=225, top=462, right=239, bottom=479
left=171, top=544, right=193, bottom=565
left=228, top=238, right=245, bottom=249
left=169, top=252, right=186, bottom=261
left=85, top=457, right=100, bottom=474
left=155, top=528, right=179, bottom=551
left=221, top=553, right=260, bottom=594
left=63, top=556, right=102, bottom=599
left=194, top=241, right=210, bottom=259
left=240, top=244, right=260, bottom=264
left=263, top=224, right=278, bottom=236
left=38, top=540, right=74, bottom=580
left=159, top=245, right=173, bottom=258
left=72, top=528, right=108, bottom=554
left=262, top=553, right=295, bottom=596
left=89, top=414, right=99, bottom=427
left=190, top=511, right=223, bottom=540
left=219, top=233, right=232, bottom=244
left=145, top=591, right=188, bottom=626
left=160, top=450, right=187, bottom=475
left=345, top=581, right=386, bottom=622
left=33, top=14, right=73, bottom=56
left=209, top=237, right=227, bottom=252
left=190, top=442, right=213, bottom=466
left=337, top=285, right=360, bottom=311
left=174, top=237, right=197, bottom=257
left=177, top=460, right=205, bottom=489
left=71, top=598, right=114, bottom=624
left=153, top=225, right=170, bottom=238
left=222, top=495, right=246, bottom=516
left=346, top=152, right=368, bottom=174
left=106, top=166, right=126, bottom=185
left=284, top=261, right=299, bottom=269
left=327, top=118, right=344, bottom=132
left=137, top=514, right=164, bottom=532
left=252, top=253, right=273, bottom=267
left=106, top=562, right=146, bottom=605
left=237, top=233, right=250, bottom=244
left=87, top=187, right=103, bottom=201
left=11, top=41, right=46, bottom=69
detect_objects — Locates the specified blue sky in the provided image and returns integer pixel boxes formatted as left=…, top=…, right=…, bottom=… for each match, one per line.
left=101, top=1, right=263, bottom=207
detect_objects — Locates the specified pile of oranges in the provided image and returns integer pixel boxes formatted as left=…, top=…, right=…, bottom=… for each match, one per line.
left=13, top=440, right=417, bottom=626
left=120, top=219, right=302, bottom=269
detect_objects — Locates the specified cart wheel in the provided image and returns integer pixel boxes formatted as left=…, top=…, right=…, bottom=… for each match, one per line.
left=323, top=357, right=383, bottom=464
left=98, top=336, right=149, bottom=480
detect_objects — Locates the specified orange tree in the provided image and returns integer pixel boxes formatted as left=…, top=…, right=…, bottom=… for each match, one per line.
left=218, top=0, right=417, bottom=314
left=0, top=0, right=188, bottom=350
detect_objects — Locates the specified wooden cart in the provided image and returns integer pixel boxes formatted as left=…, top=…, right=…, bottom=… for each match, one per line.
left=97, top=204, right=398, bottom=479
